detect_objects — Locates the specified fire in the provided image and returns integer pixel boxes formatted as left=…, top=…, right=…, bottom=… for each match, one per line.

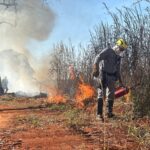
left=48, top=89, right=67, bottom=104
left=49, top=94, right=67, bottom=104
left=124, top=89, right=131, bottom=102
left=45, top=69, right=95, bottom=107
left=75, top=82, right=95, bottom=107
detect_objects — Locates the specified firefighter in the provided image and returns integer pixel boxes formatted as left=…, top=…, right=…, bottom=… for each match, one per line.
left=0, top=76, right=4, bottom=95
left=2, top=76, right=8, bottom=93
left=92, top=38, right=128, bottom=121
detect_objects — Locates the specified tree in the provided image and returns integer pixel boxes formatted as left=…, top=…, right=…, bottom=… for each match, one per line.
left=90, top=3, right=150, bottom=117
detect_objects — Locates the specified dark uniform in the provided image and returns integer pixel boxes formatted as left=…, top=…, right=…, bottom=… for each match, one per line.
left=94, top=47, right=121, bottom=117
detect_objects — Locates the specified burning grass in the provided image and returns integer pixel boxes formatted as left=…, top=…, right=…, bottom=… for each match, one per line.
left=1, top=96, right=150, bottom=149
left=75, top=82, right=95, bottom=108
left=48, top=88, right=68, bottom=104
left=47, top=82, right=95, bottom=109
left=124, top=89, right=132, bottom=102
left=0, top=87, right=149, bottom=150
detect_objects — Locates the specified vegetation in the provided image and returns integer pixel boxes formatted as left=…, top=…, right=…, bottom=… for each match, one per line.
left=49, top=1, right=150, bottom=117
left=48, top=103, right=72, bottom=111
left=128, top=123, right=150, bottom=148
left=64, top=108, right=91, bottom=130
left=15, top=114, right=58, bottom=128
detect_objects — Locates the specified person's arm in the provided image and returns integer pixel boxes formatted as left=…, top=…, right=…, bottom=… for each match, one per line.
left=92, top=49, right=107, bottom=77
left=94, top=49, right=107, bottom=66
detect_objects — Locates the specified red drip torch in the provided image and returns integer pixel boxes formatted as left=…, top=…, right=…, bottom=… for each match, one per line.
left=115, top=86, right=129, bottom=99
left=115, top=83, right=140, bottom=99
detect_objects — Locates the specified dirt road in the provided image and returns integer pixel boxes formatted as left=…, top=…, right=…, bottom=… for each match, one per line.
left=0, top=98, right=150, bottom=150
left=0, top=108, right=96, bottom=149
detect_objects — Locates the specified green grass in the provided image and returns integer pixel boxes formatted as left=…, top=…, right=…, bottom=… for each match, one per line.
left=48, top=103, right=72, bottom=111
left=128, top=123, right=150, bottom=147
left=15, top=114, right=58, bottom=128
left=64, top=108, right=90, bottom=130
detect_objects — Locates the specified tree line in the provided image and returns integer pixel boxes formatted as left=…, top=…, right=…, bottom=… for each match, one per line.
left=49, top=2, right=150, bottom=117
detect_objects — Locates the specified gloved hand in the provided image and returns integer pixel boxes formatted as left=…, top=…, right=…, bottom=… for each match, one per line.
left=92, top=64, right=99, bottom=78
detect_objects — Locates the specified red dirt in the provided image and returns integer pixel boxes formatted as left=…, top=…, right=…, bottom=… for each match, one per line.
left=0, top=106, right=96, bottom=149
left=0, top=98, right=150, bottom=150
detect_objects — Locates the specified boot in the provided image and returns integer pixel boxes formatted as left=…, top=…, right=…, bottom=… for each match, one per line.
left=96, top=98, right=104, bottom=121
left=97, top=98, right=103, bottom=115
left=107, top=100, right=115, bottom=118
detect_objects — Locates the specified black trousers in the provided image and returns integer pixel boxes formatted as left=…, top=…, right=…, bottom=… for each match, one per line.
left=97, top=97, right=114, bottom=115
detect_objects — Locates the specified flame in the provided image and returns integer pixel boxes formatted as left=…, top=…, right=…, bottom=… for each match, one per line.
left=49, top=94, right=67, bottom=104
left=44, top=70, right=95, bottom=107
left=48, top=88, right=67, bottom=104
left=124, top=89, right=131, bottom=102
left=75, top=82, right=95, bottom=108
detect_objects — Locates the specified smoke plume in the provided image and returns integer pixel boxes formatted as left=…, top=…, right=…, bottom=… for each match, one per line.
left=0, top=0, right=55, bottom=94
left=0, top=49, right=39, bottom=93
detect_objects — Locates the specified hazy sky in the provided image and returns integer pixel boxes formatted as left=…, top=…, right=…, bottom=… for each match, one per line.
left=48, top=0, right=132, bottom=44
left=28, top=0, right=147, bottom=57
left=0, top=0, right=148, bottom=93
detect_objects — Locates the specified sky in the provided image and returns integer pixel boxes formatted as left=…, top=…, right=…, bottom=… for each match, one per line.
left=28, top=0, right=136, bottom=57
left=0, top=0, right=148, bottom=93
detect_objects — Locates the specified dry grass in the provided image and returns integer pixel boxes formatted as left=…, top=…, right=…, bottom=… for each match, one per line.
left=14, top=114, right=58, bottom=128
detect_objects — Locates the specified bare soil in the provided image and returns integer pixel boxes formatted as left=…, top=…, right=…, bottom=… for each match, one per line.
left=0, top=96, right=150, bottom=150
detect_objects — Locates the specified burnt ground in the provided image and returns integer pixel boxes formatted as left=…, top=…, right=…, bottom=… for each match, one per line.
left=0, top=95, right=150, bottom=150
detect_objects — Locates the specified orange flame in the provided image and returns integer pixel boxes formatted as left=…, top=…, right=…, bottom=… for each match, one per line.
left=75, top=82, right=95, bottom=108
left=124, top=89, right=131, bottom=102
left=48, top=88, right=67, bottom=104
left=49, top=95, right=67, bottom=104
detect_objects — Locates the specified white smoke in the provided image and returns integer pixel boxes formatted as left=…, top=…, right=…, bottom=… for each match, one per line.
left=0, top=0, right=55, bottom=94
left=0, top=49, right=39, bottom=93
